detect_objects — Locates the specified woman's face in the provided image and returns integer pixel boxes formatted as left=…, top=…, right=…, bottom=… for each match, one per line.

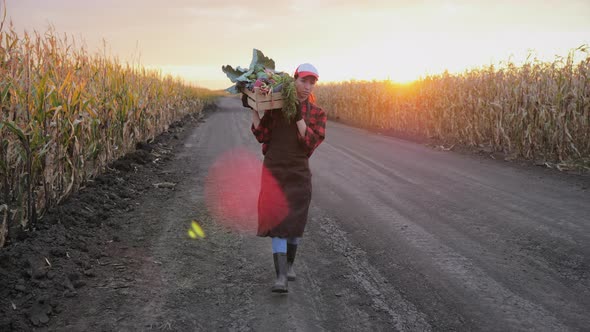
left=295, top=76, right=317, bottom=101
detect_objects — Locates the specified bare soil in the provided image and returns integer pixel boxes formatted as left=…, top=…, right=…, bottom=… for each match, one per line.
left=0, top=108, right=210, bottom=331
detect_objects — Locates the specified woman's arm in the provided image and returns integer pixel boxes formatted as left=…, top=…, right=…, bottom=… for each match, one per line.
left=296, top=108, right=327, bottom=157
left=244, top=93, right=272, bottom=143
left=296, top=119, right=307, bottom=137
left=242, top=93, right=261, bottom=128
left=251, top=109, right=261, bottom=128
left=251, top=110, right=273, bottom=143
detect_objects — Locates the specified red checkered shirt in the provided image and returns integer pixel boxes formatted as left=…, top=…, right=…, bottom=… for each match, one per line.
left=251, top=101, right=327, bottom=158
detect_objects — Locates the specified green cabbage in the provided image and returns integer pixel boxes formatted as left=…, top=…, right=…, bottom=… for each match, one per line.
left=222, top=49, right=298, bottom=122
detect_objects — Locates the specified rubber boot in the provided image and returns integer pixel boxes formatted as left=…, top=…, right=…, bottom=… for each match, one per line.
left=273, top=253, right=279, bottom=277
left=287, top=244, right=297, bottom=281
left=271, top=253, right=288, bottom=293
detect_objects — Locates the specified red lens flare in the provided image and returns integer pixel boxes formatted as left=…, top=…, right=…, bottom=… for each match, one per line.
left=204, top=148, right=288, bottom=233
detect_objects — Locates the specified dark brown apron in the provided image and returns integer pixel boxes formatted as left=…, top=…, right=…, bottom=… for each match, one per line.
left=257, top=106, right=312, bottom=238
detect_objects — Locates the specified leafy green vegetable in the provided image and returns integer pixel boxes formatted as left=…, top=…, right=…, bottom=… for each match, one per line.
left=249, top=49, right=275, bottom=71
left=221, top=65, right=249, bottom=83
left=222, top=49, right=299, bottom=122
left=280, top=76, right=297, bottom=122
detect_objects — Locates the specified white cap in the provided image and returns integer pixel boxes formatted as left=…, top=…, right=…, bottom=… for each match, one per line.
left=294, top=63, right=319, bottom=80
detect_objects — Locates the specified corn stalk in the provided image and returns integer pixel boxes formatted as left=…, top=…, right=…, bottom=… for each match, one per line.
left=316, top=46, right=590, bottom=169
left=0, top=4, right=221, bottom=243
left=0, top=204, right=7, bottom=248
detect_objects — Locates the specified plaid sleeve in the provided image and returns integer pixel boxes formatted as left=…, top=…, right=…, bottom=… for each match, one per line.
left=297, top=104, right=327, bottom=157
left=251, top=110, right=273, bottom=143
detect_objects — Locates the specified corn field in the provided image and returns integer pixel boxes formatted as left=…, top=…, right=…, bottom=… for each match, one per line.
left=0, top=17, right=217, bottom=246
left=316, top=46, right=590, bottom=169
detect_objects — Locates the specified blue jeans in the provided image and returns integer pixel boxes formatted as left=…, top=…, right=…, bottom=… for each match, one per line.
left=271, top=237, right=301, bottom=253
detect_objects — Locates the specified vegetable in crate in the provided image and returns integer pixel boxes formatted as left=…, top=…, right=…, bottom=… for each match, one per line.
left=222, top=49, right=297, bottom=121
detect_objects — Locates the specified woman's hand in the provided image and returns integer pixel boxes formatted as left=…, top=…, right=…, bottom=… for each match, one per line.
left=295, top=103, right=303, bottom=121
left=251, top=107, right=261, bottom=128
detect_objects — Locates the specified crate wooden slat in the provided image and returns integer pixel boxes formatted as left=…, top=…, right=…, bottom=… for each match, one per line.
left=243, top=87, right=284, bottom=112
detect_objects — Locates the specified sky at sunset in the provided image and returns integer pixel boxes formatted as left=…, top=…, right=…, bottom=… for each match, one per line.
left=6, top=0, right=590, bottom=90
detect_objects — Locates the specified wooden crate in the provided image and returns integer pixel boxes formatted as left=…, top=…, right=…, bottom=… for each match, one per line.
left=243, top=87, right=284, bottom=111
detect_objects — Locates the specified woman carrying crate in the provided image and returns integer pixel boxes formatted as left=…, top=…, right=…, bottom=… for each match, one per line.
left=243, top=63, right=327, bottom=293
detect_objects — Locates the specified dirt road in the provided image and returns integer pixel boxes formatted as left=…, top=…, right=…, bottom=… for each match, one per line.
left=2, top=97, right=589, bottom=331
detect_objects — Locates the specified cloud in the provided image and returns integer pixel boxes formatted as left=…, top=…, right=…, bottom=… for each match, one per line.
left=180, top=6, right=252, bottom=20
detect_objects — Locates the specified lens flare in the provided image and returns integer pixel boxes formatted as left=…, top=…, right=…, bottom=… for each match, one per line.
left=187, top=220, right=205, bottom=239
left=188, top=229, right=197, bottom=239
left=191, top=220, right=205, bottom=238
left=204, top=147, right=288, bottom=233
